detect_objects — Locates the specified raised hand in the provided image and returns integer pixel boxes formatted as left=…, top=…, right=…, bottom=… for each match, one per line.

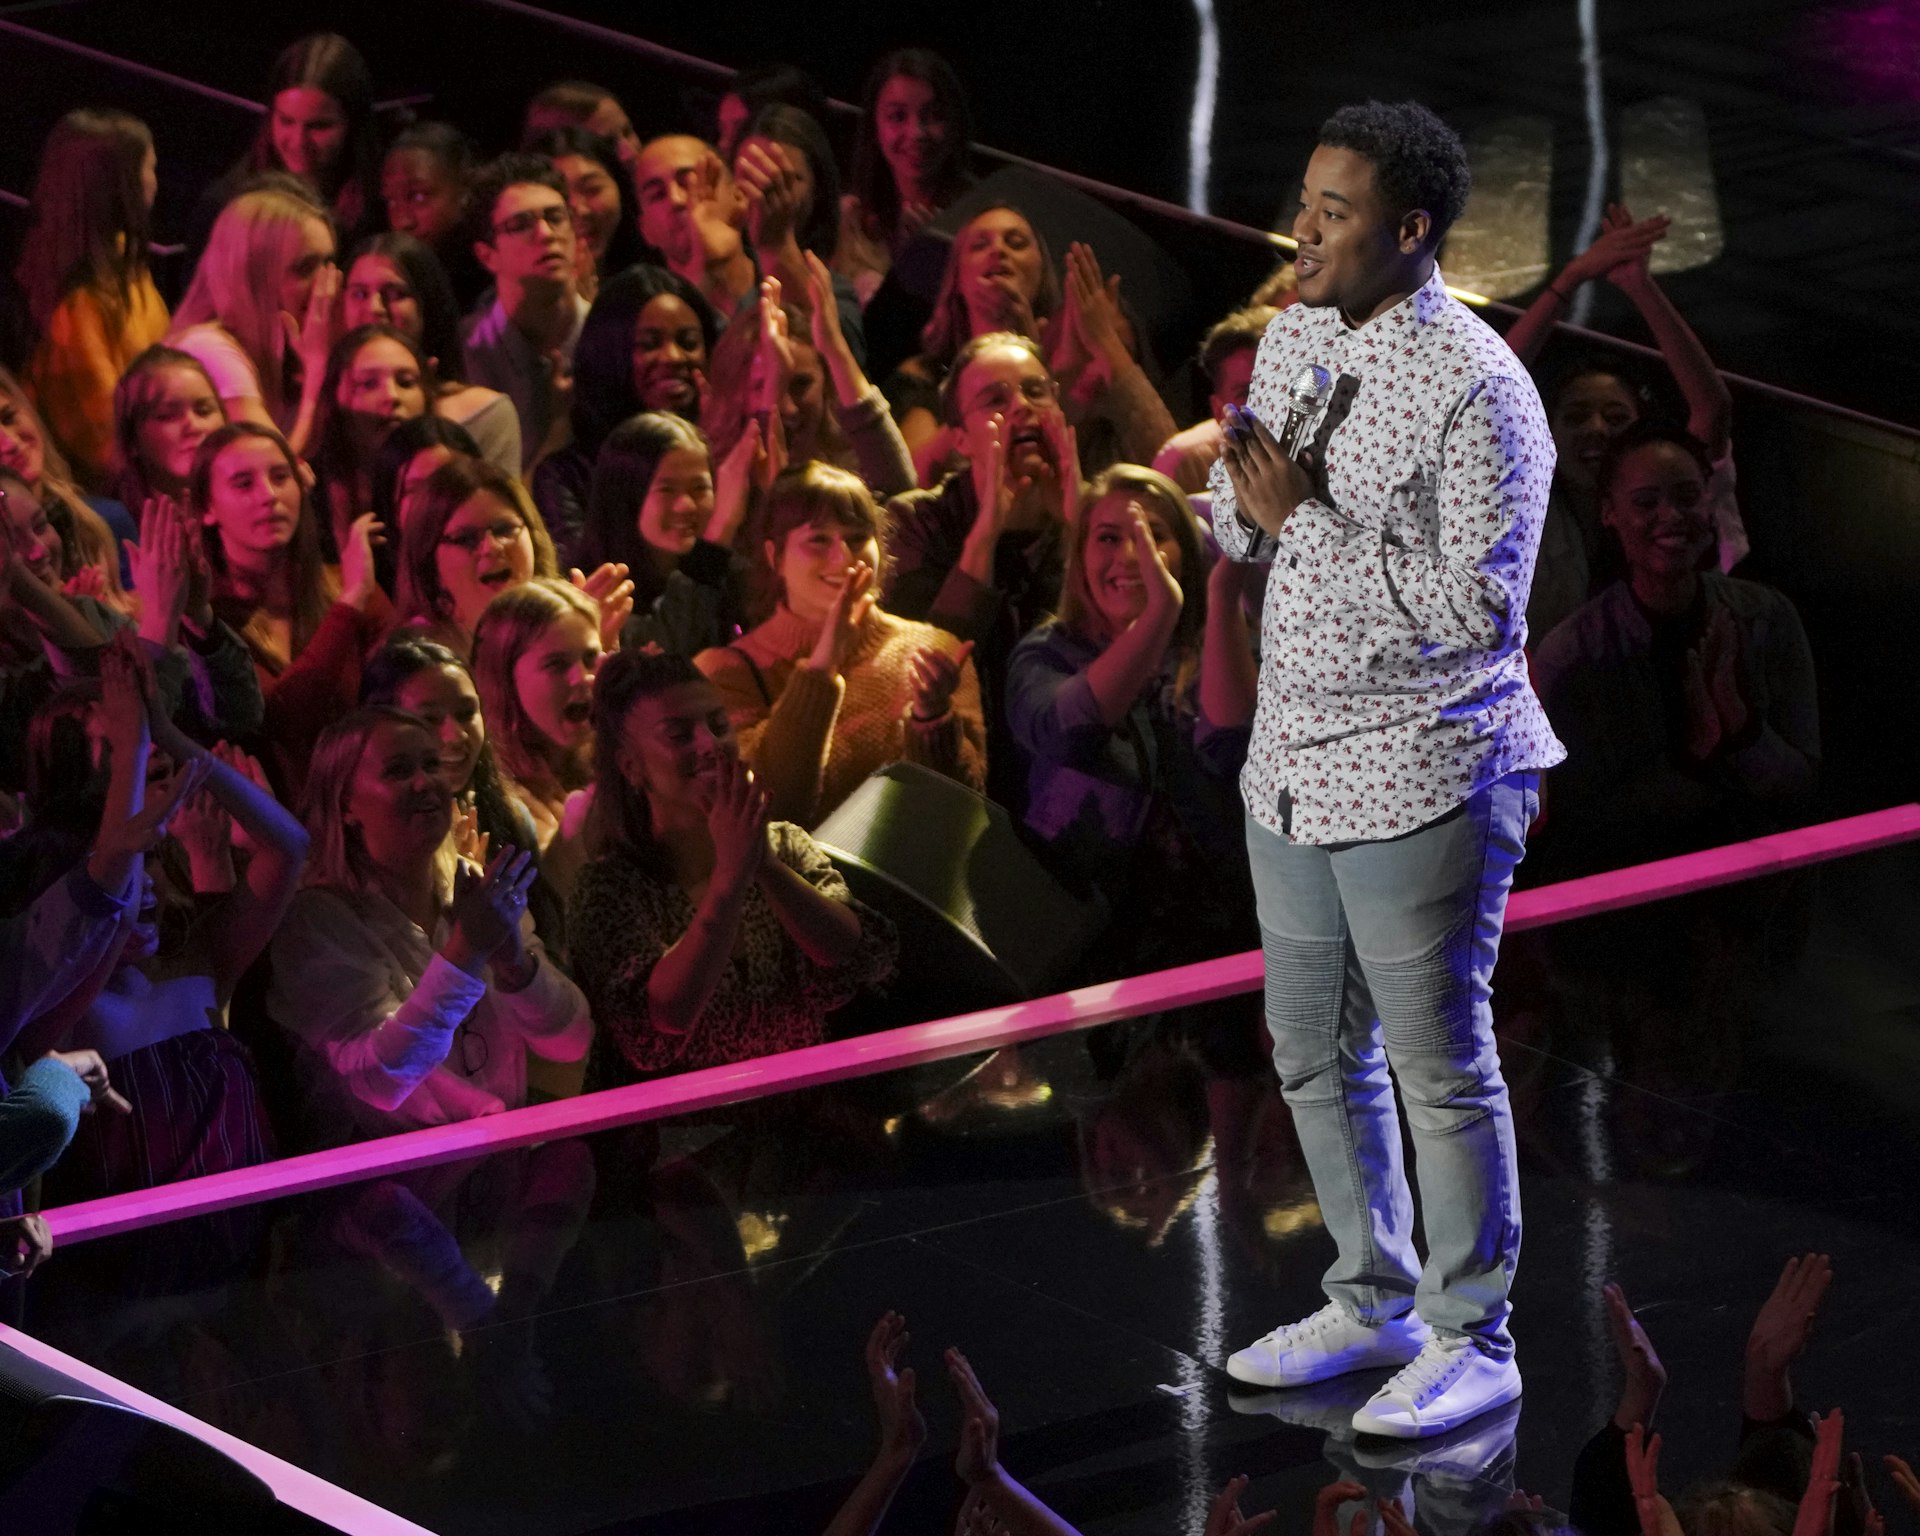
left=865, top=1311, right=928, bottom=1465
left=1564, top=203, right=1669, bottom=289
left=946, top=1347, right=1000, bottom=1487
left=1794, top=1410, right=1846, bottom=1536
left=1604, top=1282, right=1668, bottom=1431
left=171, top=780, right=236, bottom=892
left=570, top=562, right=635, bottom=652
left=907, top=638, right=972, bottom=723
left=1127, top=506, right=1183, bottom=623
left=1625, top=1424, right=1684, bottom=1536
left=1883, top=1456, right=1920, bottom=1519
left=803, top=250, right=852, bottom=365
left=748, top=277, right=795, bottom=420
left=735, top=139, right=803, bottom=254
left=290, top=261, right=342, bottom=387
left=1745, top=1254, right=1832, bottom=1420
left=44, top=1048, right=133, bottom=1115
left=60, top=565, right=107, bottom=601
left=965, top=410, right=1015, bottom=550
left=444, top=846, right=537, bottom=976
left=131, top=495, right=195, bottom=645
left=452, top=802, right=490, bottom=868
left=705, top=755, right=769, bottom=884
left=1700, top=606, right=1750, bottom=742
left=1062, top=242, right=1129, bottom=392
left=340, top=512, right=385, bottom=612
left=1038, top=401, right=1080, bottom=526
left=1311, top=1482, right=1369, bottom=1536
left=1205, top=1476, right=1276, bottom=1536
left=807, top=560, right=877, bottom=678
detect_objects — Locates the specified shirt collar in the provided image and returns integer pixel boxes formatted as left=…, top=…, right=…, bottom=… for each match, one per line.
left=1322, top=264, right=1450, bottom=339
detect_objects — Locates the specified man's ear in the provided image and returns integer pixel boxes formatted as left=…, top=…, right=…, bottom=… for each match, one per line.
left=1398, top=209, right=1435, bottom=256
left=473, top=239, right=500, bottom=278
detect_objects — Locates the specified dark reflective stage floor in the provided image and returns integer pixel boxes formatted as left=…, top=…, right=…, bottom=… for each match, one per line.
left=8, top=841, right=1920, bottom=1536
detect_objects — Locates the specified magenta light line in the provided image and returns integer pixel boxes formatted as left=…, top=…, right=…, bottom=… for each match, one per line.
left=0, top=1326, right=436, bottom=1535
left=40, top=803, right=1920, bottom=1247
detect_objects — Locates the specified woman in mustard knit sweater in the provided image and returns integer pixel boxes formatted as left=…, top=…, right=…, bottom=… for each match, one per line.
left=17, top=111, right=170, bottom=492
left=695, top=461, right=985, bottom=828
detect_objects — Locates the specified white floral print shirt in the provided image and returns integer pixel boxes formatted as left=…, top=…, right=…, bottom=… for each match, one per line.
left=1210, top=267, right=1566, bottom=845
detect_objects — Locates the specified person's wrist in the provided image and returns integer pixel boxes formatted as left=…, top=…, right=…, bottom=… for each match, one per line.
left=494, top=948, right=537, bottom=992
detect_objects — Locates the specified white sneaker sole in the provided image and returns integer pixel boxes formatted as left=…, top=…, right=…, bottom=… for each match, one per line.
left=1350, top=1372, right=1523, bottom=1439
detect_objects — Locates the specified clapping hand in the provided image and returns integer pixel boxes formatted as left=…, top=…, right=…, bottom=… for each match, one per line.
left=807, top=560, right=877, bottom=679
left=735, top=139, right=803, bottom=254
left=1745, top=1254, right=1831, bottom=1420
left=130, top=495, right=200, bottom=644
left=865, top=1311, right=927, bottom=1466
left=1565, top=203, right=1670, bottom=291
left=1126, top=505, right=1183, bottom=623
left=704, top=754, right=769, bottom=885
left=445, top=846, right=537, bottom=976
left=1794, top=1410, right=1846, bottom=1536
left=1205, top=1476, right=1276, bottom=1536
left=1625, top=1423, right=1684, bottom=1536
left=946, top=1347, right=1000, bottom=1487
left=907, top=639, right=972, bottom=724
left=287, top=261, right=341, bottom=387
left=570, top=562, right=635, bottom=653
left=1604, top=1282, right=1668, bottom=1431
left=1311, top=1481, right=1369, bottom=1536
left=749, top=276, right=796, bottom=421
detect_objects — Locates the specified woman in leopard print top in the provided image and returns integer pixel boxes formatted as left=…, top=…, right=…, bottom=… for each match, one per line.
left=568, top=650, right=895, bottom=1085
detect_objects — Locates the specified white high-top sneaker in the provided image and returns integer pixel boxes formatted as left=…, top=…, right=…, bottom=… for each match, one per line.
left=1225, top=1302, right=1431, bottom=1390
left=1350, top=1335, right=1522, bottom=1439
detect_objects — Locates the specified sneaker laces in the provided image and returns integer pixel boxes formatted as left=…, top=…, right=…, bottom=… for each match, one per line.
left=1256, top=1301, right=1347, bottom=1349
left=1381, top=1340, right=1471, bottom=1403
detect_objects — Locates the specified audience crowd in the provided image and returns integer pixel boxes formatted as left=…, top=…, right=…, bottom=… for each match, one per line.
left=0, top=27, right=1854, bottom=1536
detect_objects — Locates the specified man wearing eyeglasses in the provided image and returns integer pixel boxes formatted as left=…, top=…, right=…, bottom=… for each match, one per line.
left=461, top=153, right=590, bottom=473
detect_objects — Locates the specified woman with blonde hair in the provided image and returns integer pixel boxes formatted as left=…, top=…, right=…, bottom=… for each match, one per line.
left=694, top=461, right=983, bottom=828
left=109, top=345, right=226, bottom=514
left=17, top=109, right=169, bottom=490
left=0, top=365, right=134, bottom=607
left=169, top=184, right=340, bottom=455
left=1005, top=463, right=1256, bottom=942
left=269, top=705, right=589, bottom=1144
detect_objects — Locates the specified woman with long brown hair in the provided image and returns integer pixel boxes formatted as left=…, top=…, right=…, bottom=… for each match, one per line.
left=192, top=421, right=387, bottom=794
left=16, top=109, right=169, bottom=490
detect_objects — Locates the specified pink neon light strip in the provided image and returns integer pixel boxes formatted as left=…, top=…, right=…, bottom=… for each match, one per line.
left=41, top=802, right=1920, bottom=1247
left=0, top=1324, right=435, bottom=1535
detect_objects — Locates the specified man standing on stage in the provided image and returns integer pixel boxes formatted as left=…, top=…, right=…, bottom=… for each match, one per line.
left=1212, top=100, right=1564, bottom=1438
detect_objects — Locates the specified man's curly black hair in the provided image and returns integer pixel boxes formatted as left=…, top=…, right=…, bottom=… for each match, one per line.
left=1316, top=100, right=1472, bottom=246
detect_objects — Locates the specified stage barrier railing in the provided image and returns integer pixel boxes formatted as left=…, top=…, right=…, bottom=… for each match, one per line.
left=37, top=802, right=1920, bottom=1248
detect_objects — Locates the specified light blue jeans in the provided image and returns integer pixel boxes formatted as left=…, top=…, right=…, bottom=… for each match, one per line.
left=1245, top=774, right=1537, bottom=1358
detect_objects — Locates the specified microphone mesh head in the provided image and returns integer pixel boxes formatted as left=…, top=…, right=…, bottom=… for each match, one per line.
left=1288, top=364, right=1332, bottom=412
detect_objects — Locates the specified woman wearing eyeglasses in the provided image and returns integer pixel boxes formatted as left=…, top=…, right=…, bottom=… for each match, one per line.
left=392, top=455, right=560, bottom=658
left=269, top=705, right=589, bottom=1146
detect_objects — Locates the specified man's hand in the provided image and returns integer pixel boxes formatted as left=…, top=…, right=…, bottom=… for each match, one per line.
left=1221, top=407, right=1317, bottom=537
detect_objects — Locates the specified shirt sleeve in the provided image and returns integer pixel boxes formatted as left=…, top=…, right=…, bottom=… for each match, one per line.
left=269, top=893, right=484, bottom=1114
left=172, top=326, right=262, bottom=403
left=1274, top=372, right=1551, bottom=654
left=0, top=1057, right=92, bottom=1198
left=0, top=864, right=136, bottom=1054
left=491, top=926, right=592, bottom=1065
left=1005, top=630, right=1113, bottom=770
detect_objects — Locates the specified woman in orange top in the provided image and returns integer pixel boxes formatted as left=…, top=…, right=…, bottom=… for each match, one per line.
left=17, top=111, right=170, bottom=491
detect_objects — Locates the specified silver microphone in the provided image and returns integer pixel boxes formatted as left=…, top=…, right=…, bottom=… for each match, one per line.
left=1277, top=364, right=1332, bottom=459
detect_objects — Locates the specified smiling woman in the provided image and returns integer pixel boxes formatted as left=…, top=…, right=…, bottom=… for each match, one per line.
left=694, top=461, right=985, bottom=829
left=393, top=454, right=559, bottom=657
left=195, top=421, right=391, bottom=797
